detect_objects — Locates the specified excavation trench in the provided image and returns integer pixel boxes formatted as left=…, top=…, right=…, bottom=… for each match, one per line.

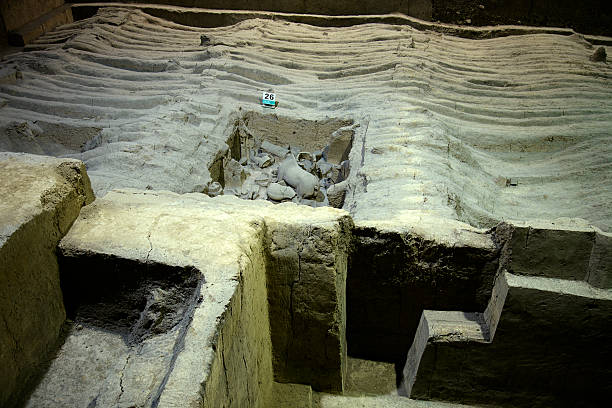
left=25, top=253, right=203, bottom=407
left=11, top=165, right=610, bottom=408
left=207, top=111, right=357, bottom=208
left=20, top=111, right=501, bottom=406
left=60, top=254, right=202, bottom=346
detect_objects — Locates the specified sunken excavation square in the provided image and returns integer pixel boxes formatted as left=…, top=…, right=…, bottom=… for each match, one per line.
left=207, top=111, right=356, bottom=208
left=30, top=255, right=202, bottom=407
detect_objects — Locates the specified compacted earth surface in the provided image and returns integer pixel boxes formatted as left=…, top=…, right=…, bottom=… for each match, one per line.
left=0, top=6, right=610, bottom=231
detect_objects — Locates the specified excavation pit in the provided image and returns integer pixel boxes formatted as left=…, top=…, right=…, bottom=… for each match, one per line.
left=60, top=255, right=202, bottom=345
left=25, top=253, right=203, bottom=408
left=208, top=112, right=357, bottom=208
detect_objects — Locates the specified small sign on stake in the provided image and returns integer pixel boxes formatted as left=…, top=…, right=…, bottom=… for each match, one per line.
left=262, top=91, right=277, bottom=108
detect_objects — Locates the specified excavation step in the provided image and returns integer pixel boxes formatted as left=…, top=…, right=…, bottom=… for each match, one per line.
left=399, top=222, right=612, bottom=407
left=505, top=220, right=612, bottom=289
left=401, top=271, right=612, bottom=408
left=423, top=311, right=489, bottom=343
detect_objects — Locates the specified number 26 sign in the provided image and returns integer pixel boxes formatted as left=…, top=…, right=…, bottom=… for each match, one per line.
left=262, top=92, right=277, bottom=108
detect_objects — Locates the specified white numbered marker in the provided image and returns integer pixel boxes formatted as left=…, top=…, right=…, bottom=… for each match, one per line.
left=262, top=92, right=276, bottom=107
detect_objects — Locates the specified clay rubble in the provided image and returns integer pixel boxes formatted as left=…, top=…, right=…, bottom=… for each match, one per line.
left=209, top=121, right=354, bottom=207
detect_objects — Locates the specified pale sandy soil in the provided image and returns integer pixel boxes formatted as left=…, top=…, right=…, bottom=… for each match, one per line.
left=0, top=7, right=610, bottom=232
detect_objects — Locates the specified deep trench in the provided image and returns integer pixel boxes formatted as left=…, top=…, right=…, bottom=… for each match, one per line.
left=29, top=253, right=205, bottom=407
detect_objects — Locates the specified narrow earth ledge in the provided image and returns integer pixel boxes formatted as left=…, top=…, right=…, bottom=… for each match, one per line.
left=502, top=219, right=612, bottom=288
